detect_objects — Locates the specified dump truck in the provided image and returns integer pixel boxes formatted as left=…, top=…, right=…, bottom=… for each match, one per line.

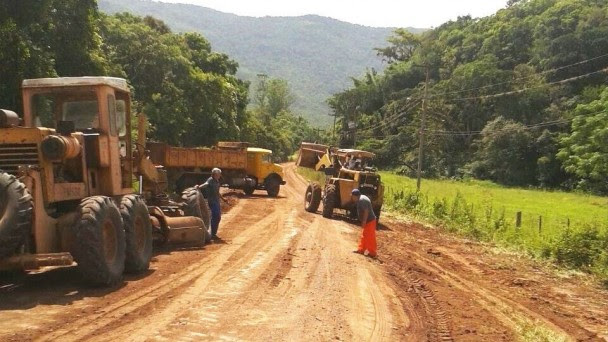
left=296, top=142, right=384, bottom=219
left=0, top=77, right=210, bottom=286
left=147, top=141, right=285, bottom=197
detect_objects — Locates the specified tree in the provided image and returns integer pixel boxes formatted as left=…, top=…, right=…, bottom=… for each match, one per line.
left=557, top=86, right=608, bottom=193
left=468, top=117, right=538, bottom=186
left=375, top=28, right=421, bottom=64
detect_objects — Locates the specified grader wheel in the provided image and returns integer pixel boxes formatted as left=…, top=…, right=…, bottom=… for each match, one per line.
left=0, top=171, right=33, bottom=258
left=70, top=196, right=126, bottom=286
left=120, top=195, right=153, bottom=273
left=181, top=187, right=212, bottom=243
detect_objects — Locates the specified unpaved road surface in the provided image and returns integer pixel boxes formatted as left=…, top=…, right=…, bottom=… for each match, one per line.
left=1, top=164, right=607, bottom=341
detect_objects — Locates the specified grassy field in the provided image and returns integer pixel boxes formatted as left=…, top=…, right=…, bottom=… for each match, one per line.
left=297, top=167, right=608, bottom=282
left=381, top=172, right=608, bottom=236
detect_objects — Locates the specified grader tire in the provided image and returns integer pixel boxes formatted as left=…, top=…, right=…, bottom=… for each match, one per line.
left=120, top=195, right=153, bottom=273
left=322, top=184, right=337, bottom=219
left=181, top=187, right=211, bottom=243
left=0, top=171, right=33, bottom=258
left=304, top=183, right=321, bottom=213
left=71, top=196, right=126, bottom=286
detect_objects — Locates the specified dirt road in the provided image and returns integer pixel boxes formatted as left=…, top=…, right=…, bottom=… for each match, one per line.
left=1, top=164, right=607, bottom=341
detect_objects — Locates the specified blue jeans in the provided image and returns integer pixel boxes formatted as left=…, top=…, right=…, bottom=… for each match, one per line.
left=209, top=201, right=221, bottom=236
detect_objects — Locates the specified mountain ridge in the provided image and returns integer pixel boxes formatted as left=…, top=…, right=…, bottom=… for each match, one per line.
left=99, top=0, right=424, bottom=125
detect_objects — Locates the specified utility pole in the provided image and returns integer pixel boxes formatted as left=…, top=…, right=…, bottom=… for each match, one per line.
left=416, top=65, right=430, bottom=192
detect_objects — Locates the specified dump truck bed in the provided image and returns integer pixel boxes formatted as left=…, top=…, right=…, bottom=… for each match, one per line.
left=148, top=142, right=248, bottom=170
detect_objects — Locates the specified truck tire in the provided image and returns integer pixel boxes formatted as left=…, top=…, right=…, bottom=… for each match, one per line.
left=0, top=172, right=33, bottom=258
left=265, top=177, right=281, bottom=197
left=71, top=196, right=125, bottom=286
left=181, top=187, right=211, bottom=243
left=243, top=185, right=255, bottom=196
left=120, top=195, right=153, bottom=273
left=304, top=183, right=321, bottom=213
left=322, top=184, right=337, bottom=219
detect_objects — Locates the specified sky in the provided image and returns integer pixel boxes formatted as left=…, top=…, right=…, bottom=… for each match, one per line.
left=156, top=0, right=508, bottom=28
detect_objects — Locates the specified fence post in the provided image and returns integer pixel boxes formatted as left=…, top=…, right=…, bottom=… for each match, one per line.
left=538, top=216, right=542, bottom=234
left=567, top=217, right=570, bottom=228
left=516, top=211, right=522, bottom=228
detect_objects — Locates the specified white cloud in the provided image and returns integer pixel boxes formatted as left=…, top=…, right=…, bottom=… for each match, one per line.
left=155, top=0, right=508, bottom=27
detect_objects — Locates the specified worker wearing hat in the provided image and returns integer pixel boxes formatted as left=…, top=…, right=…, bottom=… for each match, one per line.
left=351, top=188, right=377, bottom=257
left=200, top=168, right=225, bottom=239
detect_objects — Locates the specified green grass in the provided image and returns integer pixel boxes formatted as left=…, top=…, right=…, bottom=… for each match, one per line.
left=297, top=167, right=327, bottom=185
left=381, top=172, right=608, bottom=283
left=381, top=173, right=608, bottom=236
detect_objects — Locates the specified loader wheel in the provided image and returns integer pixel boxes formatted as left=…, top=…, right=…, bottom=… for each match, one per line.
left=322, top=184, right=337, bottom=219
left=304, top=183, right=321, bottom=213
left=71, top=196, right=125, bottom=286
left=120, top=195, right=153, bottom=273
left=0, top=171, right=33, bottom=258
left=181, top=187, right=211, bottom=243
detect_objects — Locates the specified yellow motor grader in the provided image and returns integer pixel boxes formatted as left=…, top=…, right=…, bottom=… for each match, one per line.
left=296, top=142, right=384, bottom=220
left=0, top=77, right=210, bottom=286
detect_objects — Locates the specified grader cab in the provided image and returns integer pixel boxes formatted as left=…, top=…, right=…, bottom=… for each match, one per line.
left=0, top=77, right=209, bottom=286
left=296, top=142, right=384, bottom=220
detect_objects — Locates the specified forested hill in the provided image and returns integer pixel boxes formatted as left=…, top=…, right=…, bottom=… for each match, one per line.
left=331, top=0, right=608, bottom=194
left=98, top=0, right=422, bottom=125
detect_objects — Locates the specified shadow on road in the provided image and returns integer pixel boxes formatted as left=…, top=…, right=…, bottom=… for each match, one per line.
left=0, top=265, right=145, bottom=311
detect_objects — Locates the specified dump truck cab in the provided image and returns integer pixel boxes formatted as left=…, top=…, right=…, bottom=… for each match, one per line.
left=246, top=147, right=285, bottom=196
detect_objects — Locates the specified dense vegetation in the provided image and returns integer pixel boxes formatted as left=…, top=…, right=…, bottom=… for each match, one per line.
left=330, top=0, right=608, bottom=194
left=97, top=0, right=419, bottom=126
left=0, top=0, right=317, bottom=159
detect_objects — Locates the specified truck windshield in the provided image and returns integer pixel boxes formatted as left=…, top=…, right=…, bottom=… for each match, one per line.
left=32, top=92, right=99, bottom=130
left=262, top=153, right=273, bottom=163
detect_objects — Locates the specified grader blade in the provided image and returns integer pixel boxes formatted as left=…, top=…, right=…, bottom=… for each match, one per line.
left=165, top=216, right=206, bottom=244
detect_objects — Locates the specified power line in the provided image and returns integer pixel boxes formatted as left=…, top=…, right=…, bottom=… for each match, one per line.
left=427, top=52, right=608, bottom=99
left=442, top=67, right=608, bottom=102
left=424, top=109, right=608, bottom=136
left=357, top=99, right=422, bottom=133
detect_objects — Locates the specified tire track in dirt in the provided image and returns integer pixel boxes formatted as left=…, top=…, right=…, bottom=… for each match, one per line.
left=133, top=208, right=302, bottom=342
left=36, top=201, right=280, bottom=342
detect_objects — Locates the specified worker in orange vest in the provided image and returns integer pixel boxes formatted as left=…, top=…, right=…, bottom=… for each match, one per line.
left=351, top=189, right=377, bottom=258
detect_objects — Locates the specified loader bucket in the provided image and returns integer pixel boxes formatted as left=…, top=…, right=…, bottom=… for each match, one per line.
left=296, top=142, right=329, bottom=169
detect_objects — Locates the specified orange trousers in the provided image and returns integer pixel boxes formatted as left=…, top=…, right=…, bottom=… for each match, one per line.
left=357, top=220, right=377, bottom=256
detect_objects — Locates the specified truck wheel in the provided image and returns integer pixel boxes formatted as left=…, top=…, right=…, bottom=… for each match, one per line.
left=181, top=187, right=211, bottom=243
left=243, top=185, right=255, bottom=196
left=265, top=178, right=281, bottom=197
left=71, top=196, right=125, bottom=286
left=120, top=195, right=153, bottom=273
left=0, top=171, right=33, bottom=258
left=304, top=183, right=321, bottom=213
left=322, top=184, right=337, bottom=218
